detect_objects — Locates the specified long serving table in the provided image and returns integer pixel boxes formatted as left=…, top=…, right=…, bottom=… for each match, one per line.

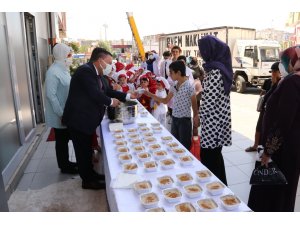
left=100, top=102, right=251, bottom=212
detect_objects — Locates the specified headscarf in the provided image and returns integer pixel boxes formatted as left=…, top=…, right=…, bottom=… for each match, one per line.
left=53, top=43, right=72, bottom=63
left=280, top=45, right=300, bottom=76
left=198, top=35, right=233, bottom=95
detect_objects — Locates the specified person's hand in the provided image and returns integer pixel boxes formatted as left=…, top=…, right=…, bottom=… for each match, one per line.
left=129, top=92, right=138, bottom=99
left=111, top=98, right=121, bottom=107
left=261, top=152, right=270, bottom=167
left=143, top=89, right=151, bottom=97
left=112, top=83, right=121, bottom=91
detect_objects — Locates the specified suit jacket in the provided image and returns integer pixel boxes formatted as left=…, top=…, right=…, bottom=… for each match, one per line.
left=62, top=62, right=127, bottom=135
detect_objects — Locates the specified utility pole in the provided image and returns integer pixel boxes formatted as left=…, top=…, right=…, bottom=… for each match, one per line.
left=103, top=24, right=108, bottom=41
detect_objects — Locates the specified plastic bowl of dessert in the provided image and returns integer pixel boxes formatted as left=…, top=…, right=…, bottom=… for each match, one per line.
left=148, top=143, right=161, bottom=152
left=171, top=148, right=186, bottom=158
left=160, top=158, right=176, bottom=170
left=141, top=132, right=154, bottom=138
left=127, top=128, right=138, bottom=133
left=162, top=188, right=182, bottom=203
left=197, top=198, right=219, bottom=212
left=179, top=155, right=194, bottom=166
left=133, top=180, right=152, bottom=194
left=143, top=161, right=158, bottom=172
left=176, top=173, right=194, bottom=186
left=137, top=152, right=151, bottom=162
left=183, top=183, right=203, bottom=198
left=123, top=162, right=138, bottom=174
left=175, top=202, right=196, bottom=212
left=160, top=136, right=173, bottom=144
left=114, top=140, right=127, bottom=148
left=129, top=138, right=143, bottom=147
left=137, top=122, right=147, bottom=127
left=127, top=133, right=139, bottom=139
left=113, top=134, right=125, bottom=140
left=132, top=145, right=146, bottom=154
left=166, top=142, right=179, bottom=151
left=139, top=126, right=151, bottom=133
left=118, top=153, right=132, bottom=164
left=112, top=129, right=124, bottom=134
left=153, top=150, right=168, bottom=160
left=145, top=207, right=165, bottom=212
left=116, top=146, right=130, bottom=154
left=140, top=192, right=159, bottom=209
left=206, top=181, right=225, bottom=195
left=150, top=122, right=160, bottom=127
left=220, top=194, right=241, bottom=211
left=143, top=137, right=157, bottom=145
left=196, top=170, right=212, bottom=183
left=157, top=175, right=174, bottom=189
left=152, top=126, right=163, bottom=134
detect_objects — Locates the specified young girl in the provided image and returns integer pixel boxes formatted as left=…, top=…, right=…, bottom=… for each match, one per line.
left=137, top=73, right=156, bottom=112
left=152, top=77, right=169, bottom=127
left=145, top=60, right=199, bottom=150
left=117, top=71, right=135, bottom=93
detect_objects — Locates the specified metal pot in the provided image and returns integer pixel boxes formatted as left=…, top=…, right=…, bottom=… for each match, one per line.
left=107, top=100, right=138, bottom=124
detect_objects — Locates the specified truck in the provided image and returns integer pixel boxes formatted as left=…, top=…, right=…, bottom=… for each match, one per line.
left=158, top=26, right=280, bottom=93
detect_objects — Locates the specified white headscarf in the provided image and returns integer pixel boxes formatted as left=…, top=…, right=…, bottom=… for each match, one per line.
left=53, top=43, right=72, bottom=63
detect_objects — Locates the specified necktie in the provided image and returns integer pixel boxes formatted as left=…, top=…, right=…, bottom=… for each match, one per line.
left=165, top=61, right=168, bottom=79
left=97, top=76, right=103, bottom=90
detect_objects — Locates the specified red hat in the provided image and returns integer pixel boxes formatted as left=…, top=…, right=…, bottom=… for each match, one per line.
left=125, top=63, right=134, bottom=71
left=115, top=62, right=125, bottom=72
left=118, top=73, right=127, bottom=80
left=126, top=70, right=134, bottom=78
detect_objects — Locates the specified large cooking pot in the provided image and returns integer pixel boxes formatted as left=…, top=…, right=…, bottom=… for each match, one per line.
left=107, top=100, right=138, bottom=124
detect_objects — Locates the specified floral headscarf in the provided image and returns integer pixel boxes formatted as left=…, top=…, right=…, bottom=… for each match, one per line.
left=280, top=45, right=300, bottom=76
left=198, top=35, right=233, bottom=95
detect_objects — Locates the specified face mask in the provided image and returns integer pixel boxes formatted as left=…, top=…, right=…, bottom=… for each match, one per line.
left=279, top=62, right=289, bottom=78
left=65, top=58, right=73, bottom=67
left=149, top=55, right=154, bottom=60
left=101, top=61, right=113, bottom=75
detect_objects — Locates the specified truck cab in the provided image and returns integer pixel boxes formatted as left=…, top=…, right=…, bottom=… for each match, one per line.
left=232, top=40, right=280, bottom=93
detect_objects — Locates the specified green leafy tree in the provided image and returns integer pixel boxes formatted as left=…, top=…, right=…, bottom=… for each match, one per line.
left=79, top=45, right=89, bottom=53
left=69, top=42, right=80, bottom=54
left=98, top=40, right=113, bottom=53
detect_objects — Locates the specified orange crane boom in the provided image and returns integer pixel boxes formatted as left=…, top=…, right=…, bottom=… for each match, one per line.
left=126, top=12, right=145, bottom=61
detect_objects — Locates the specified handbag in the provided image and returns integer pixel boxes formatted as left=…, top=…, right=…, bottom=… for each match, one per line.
left=256, top=95, right=265, bottom=112
left=250, top=161, right=288, bottom=185
left=190, top=135, right=201, bottom=161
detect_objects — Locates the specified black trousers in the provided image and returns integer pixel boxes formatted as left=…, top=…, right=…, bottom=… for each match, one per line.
left=200, top=146, right=227, bottom=185
left=69, top=128, right=95, bottom=182
left=53, top=128, right=72, bottom=169
left=171, top=116, right=192, bottom=150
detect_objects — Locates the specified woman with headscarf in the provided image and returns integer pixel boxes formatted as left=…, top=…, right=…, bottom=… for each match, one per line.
left=248, top=45, right=300, bottom=212
left=45, top=43, right=78, bottom=174
left=197, top=35, right=233, bottom=185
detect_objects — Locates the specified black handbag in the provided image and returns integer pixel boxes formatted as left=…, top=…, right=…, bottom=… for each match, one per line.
left=250, top=161, right=288, bottom=185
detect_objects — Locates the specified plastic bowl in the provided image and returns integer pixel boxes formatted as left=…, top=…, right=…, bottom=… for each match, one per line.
left=143, top=161, right=158, bottom=172
left=118, top=153, right=132, bottom=164
left=197, top=198, right=218, bottom=212
left=176, top=173, right=193, bottom=186
left=153, top=150, right=168, bottom=160
left=220, top=194, right=241, bottom=211
left=171, top=148, right=186, bottom=158
left=157, top=175, right=174, bottom=189
left=145, top=207, right=165, bottom=212
left=140, top=192, right=159, bottom=209
left=123, top=162, right=138, bottom=174
left=133, top=180, right=152, bottom=194
left=160, top=158, right=175, bottom=170
left=175, top=202, right=196, bottom=212
left=116, top=146, right=129, bottom=154
left=148, top=143, right=161, bottom=152
left=137, top=152, right=151, bottom=162
left=206, top=181, right=225, bottom=196
left=161, top=136, right=173, bottom=144
left=196, top=170, right=212, bottom=183
left=179, top=155, right=194, bottom=166
left=183, top=184, right=203, bottom=198
left=163, top=188, right=182, bottom=203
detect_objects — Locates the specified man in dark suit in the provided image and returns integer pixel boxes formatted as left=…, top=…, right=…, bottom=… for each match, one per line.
left=62, top=48, right=136, bottom=190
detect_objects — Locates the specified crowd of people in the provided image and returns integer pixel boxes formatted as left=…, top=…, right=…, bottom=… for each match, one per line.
left=44, top=38, right=300, bottom=212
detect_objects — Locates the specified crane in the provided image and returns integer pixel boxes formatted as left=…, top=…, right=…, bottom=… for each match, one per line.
left=126, top=12, right=145, bottom=61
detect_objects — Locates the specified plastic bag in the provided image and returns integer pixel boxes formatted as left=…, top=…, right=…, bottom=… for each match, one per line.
left=190, top=136, right=201, bottom=161
left=250, top=161, right=287, bottom=185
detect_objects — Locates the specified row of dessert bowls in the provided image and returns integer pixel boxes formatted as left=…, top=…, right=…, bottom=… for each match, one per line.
left=138, top=187, right=241, bottom=211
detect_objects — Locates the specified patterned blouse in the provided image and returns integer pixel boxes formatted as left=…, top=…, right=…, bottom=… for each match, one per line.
left=169, top=79, right=195, bottom=118
left=200, top=69, right=232, bottom=148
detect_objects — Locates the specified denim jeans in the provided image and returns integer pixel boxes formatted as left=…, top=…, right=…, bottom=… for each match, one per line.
left=171, top=116, right=192, bottom=150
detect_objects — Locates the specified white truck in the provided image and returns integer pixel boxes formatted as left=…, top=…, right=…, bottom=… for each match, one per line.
left=158, top=26, right=280, bottom=93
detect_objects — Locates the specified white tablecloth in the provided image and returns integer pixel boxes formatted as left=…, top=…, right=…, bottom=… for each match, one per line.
left=100, top=103, right=251, bottom=212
